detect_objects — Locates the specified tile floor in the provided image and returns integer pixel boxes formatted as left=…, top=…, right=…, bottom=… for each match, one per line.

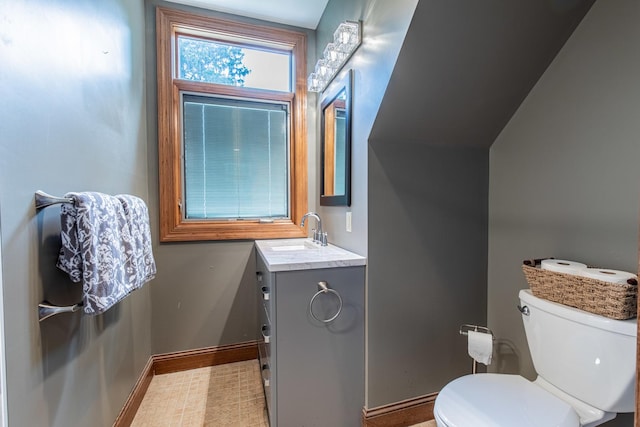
left=131, top=360, right=268, bottom=427
left=131, top=358, right=435, bottom=427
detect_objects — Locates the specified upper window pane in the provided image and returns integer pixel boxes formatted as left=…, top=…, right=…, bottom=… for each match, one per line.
left=177, top=35, right=291, bottom=92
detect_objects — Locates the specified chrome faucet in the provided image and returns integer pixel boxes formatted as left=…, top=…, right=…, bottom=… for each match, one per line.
left=301, top=212, right=327, bottom=246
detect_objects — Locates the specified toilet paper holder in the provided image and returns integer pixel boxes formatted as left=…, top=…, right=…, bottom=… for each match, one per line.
left=459, top=324, right=494, bottom=374
left=459, top=324, right=493, bottom=338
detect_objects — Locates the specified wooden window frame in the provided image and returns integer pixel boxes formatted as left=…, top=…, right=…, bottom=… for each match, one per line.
left=156, top=7, right=307, bottom=242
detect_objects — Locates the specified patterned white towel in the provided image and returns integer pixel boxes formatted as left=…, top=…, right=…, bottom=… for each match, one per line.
left=56, top=192, right=155, bottom=315
left=116, top=194, right=156, bottom=289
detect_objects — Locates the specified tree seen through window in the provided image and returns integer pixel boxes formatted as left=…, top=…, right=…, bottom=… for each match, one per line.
left=178, top=37, right=251, bottom=86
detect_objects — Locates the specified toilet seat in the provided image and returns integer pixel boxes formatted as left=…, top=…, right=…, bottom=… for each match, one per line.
left=433, top=374, right=581, bottom=427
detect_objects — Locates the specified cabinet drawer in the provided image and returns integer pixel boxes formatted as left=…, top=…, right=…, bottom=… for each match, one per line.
left=262, top=300, right=271, bottom=326
left=256, top=270, right=273, bottom=324
left=261, top=362, right=271, bottom=414
left=258, top=337, right=270, bottom=380
left=260, top=323, right=271, bottom=344
left=258, top=338, right=270, bottom=366
left=258, top=274, right=271, bottom=301
left=258, top=301, right=270, bottom=327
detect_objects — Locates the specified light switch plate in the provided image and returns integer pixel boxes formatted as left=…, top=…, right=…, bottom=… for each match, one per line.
left=346, top=211, right=352, bottom=232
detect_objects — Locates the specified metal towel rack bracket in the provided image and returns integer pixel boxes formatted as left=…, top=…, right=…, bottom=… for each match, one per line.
left=35, top=190, right=81, bottom=321
left=34, top=190, right=73, bottom=210
left=38, top=302, right=83, bottom=322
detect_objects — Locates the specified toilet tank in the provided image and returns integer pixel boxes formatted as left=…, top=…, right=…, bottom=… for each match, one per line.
left=519, top=289, right=636, bottom=413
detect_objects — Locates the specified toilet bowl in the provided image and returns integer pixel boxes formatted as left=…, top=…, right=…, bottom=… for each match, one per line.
left=433, top=374, right=613, bottom=427
left=434, top=289, right=636, bottom=427
left=433, top=375, right=579, bottom=426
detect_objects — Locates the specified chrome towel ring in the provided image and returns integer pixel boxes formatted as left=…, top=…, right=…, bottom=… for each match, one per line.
left=309, top=281, right=343, bottom=323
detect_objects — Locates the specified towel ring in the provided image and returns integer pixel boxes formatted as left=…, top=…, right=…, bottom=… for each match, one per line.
left=309, top=281, right=343, bottom=323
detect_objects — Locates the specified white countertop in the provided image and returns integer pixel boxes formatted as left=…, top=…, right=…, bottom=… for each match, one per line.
left=255, top=238, right=366, bottom=272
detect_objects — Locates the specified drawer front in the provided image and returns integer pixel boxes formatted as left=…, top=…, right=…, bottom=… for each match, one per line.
left=260, top=281, right=272, bottom=324
left=258, top=338, right=270, bottom=368
left=256, top=259, right=273, bottom=324
left=257, top=273, right=271, bottom=303
left=257, top=300, right=271, bottom=375
left=257, top=314, right=270, bottom=361
left=261, top=361, right=271, bottom=415
left=260, top=323, right=271, bottom=345
left=259, top=298, right=269, bottom=324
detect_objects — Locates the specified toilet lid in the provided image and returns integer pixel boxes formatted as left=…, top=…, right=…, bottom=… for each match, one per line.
left=434, top=374, right=580, bottom=427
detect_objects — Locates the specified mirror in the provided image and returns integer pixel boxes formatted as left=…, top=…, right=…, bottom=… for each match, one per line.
left=320, top=69, right=352, bottom=206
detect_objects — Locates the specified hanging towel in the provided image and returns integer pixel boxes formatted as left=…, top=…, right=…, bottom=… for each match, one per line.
left=116, top=194, right=156, bottom=289
left=56, top=192, right=154, bottom=315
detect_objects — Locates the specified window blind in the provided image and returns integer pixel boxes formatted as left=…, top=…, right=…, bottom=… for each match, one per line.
left=182, top=94, right=289, bottom=219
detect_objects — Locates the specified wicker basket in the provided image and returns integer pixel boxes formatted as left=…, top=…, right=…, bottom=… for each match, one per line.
left=521, top=259, right=638, bottom=320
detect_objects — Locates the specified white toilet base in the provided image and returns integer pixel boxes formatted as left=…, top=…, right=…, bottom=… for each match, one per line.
left=533, top=377, right=616, bottom=427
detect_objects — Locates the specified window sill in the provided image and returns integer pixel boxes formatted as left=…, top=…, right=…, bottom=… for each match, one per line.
left=159, top=219, right=306, bottom=242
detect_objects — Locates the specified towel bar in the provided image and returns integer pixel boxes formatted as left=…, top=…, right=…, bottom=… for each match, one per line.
left=38, top=302, right=82, bottom=322
left=34, top=190, right=73, bottom=210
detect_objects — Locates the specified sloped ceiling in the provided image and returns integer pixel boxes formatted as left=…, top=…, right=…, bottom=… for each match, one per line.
left=163, top=0, right=329, bottom=28
left=370, top=0, right=595, bottom=147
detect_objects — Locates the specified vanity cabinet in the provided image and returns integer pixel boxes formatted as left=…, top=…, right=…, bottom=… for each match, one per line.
left=255, top=240, right=365, bottom=427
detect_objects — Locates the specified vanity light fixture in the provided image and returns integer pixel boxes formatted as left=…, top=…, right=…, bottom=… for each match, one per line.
left=308, top=20, right=361, bottom=93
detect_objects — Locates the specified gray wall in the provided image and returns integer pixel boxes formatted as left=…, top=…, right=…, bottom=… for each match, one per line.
left=367, top=142, right=488, bottom=407
left=488, top=0, right=640, bottom=425
left=314, top=0, right=420, bottom=408
left=143, top=1, right=318, bottom=354
left=316, top=0, right=419, bottom=258
left=364, top=0, right=593, bottom=409
left=371, top=0, right=595, bottom=149
left=1, top=0, right=632, bottom=424
left=0, top=0, right=152, bottom=425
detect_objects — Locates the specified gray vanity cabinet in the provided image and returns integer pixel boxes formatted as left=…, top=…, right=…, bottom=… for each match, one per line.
left=256, top=252, right=365, bottom=427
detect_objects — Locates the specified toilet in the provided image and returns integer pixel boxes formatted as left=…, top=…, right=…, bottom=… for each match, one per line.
left=433, top=289, right=637, bottom=427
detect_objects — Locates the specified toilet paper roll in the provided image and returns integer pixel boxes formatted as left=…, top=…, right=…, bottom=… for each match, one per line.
left=540, top=259, right=587, bottom=275
left=580, top=268, right=637, bottom=285
left=467, top=330, right=493, bottom=366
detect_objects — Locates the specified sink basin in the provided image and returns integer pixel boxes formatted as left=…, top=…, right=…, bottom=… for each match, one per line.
left=272, top=245, right=306, bottom=251
left=270, top=241, right=318, bottom=251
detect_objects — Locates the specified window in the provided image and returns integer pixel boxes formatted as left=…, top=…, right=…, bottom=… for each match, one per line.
left=156, top=7, right=308, bottom=241
left=182, top=95, right=288, bottom=219
left=177, top=36, right=291, bottom=91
